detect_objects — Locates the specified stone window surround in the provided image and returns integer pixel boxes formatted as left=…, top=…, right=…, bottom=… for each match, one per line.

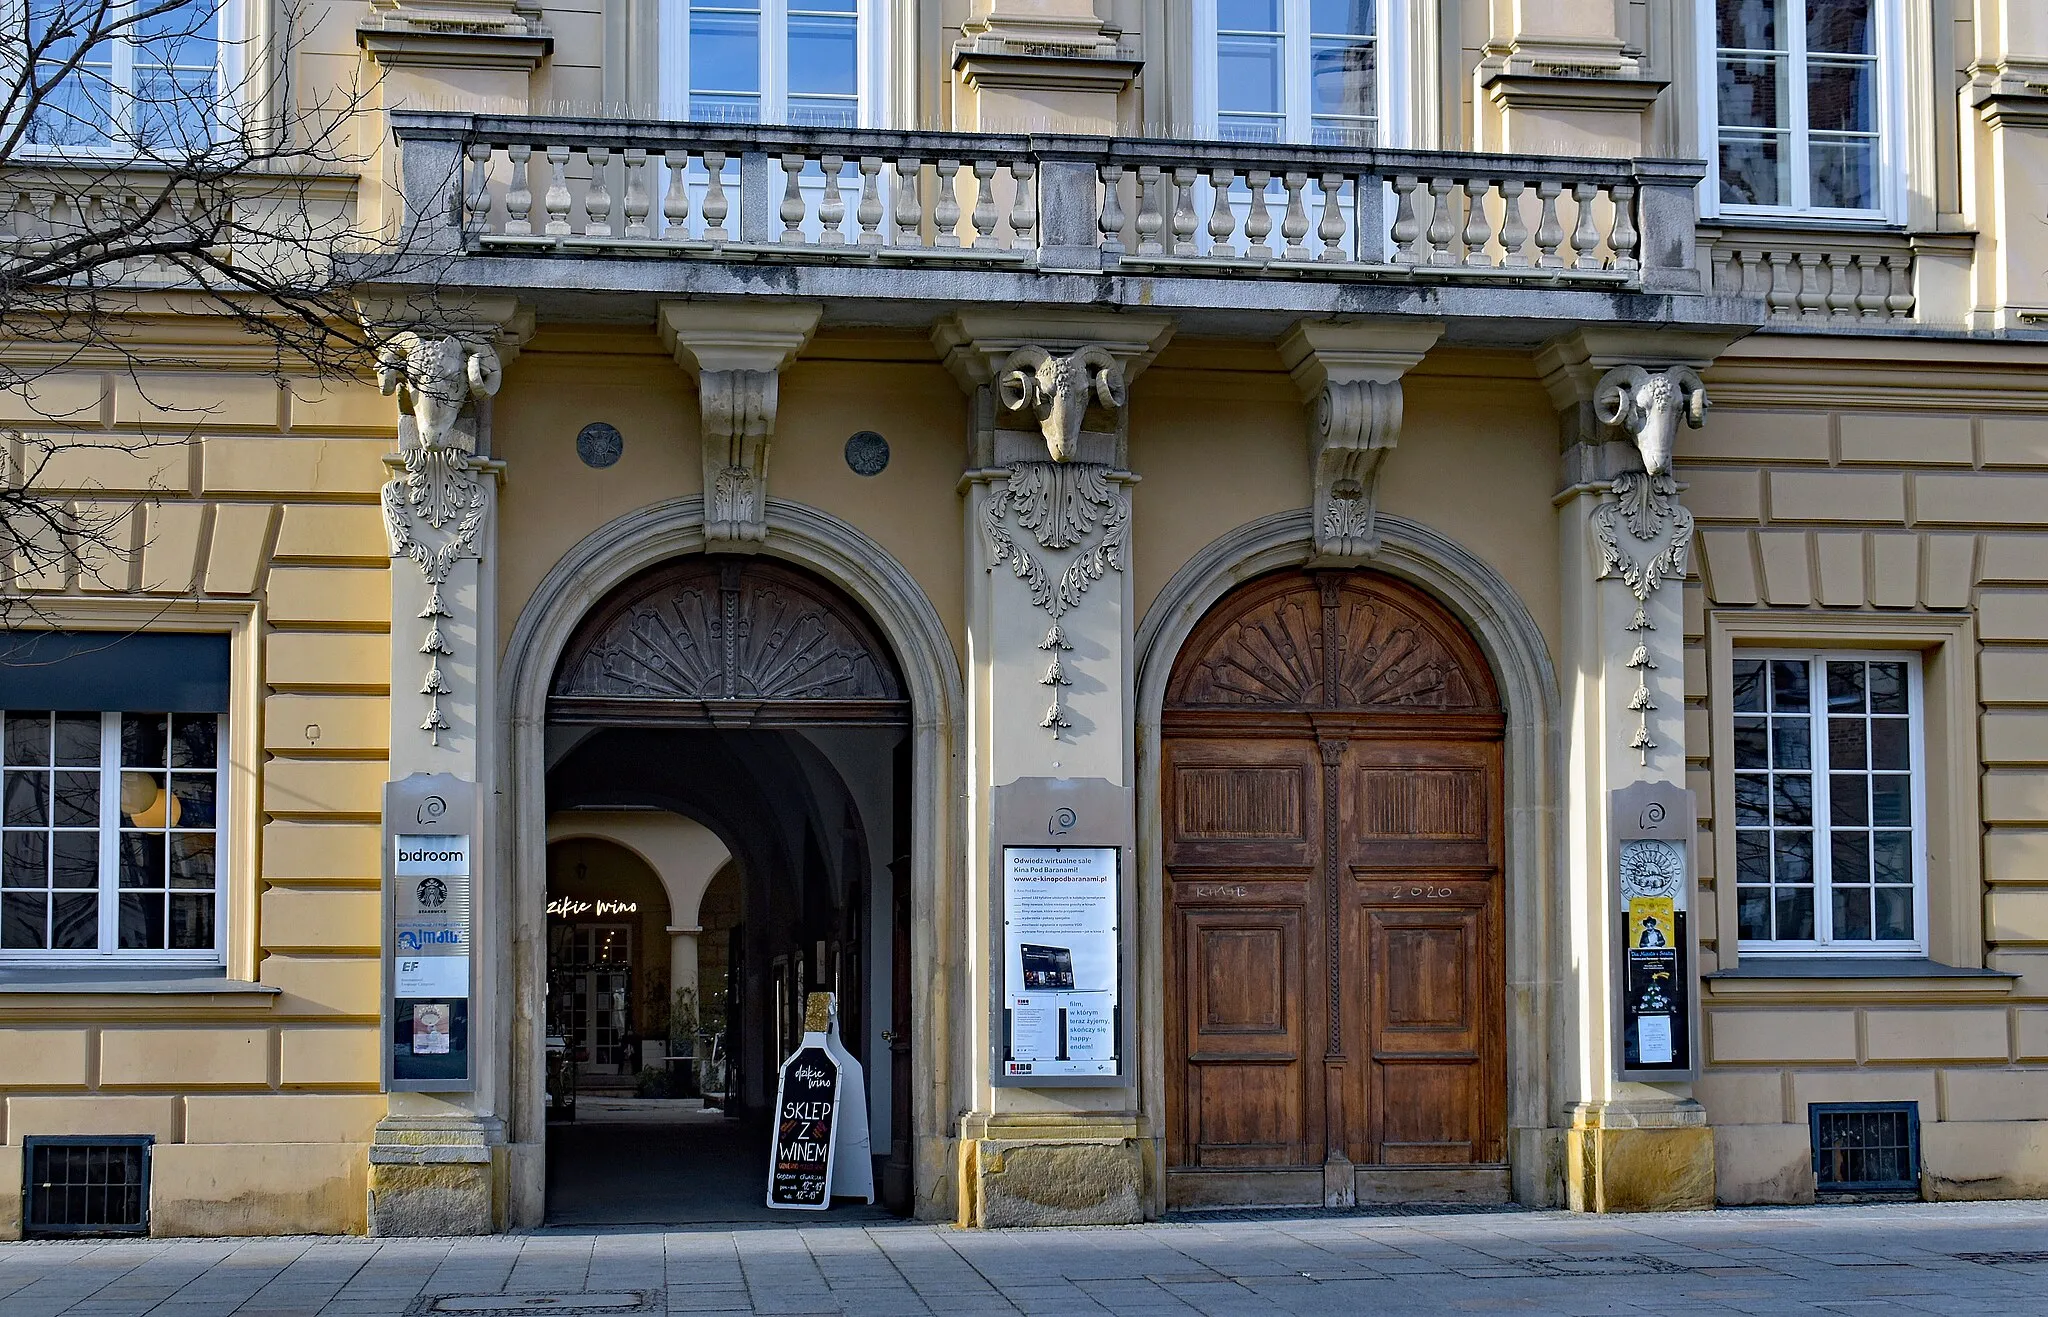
left=1690, top=0, right=1914, bottom=227
left=1707, top=609, right=1980, bottom=976
left=0, top=598, right=264, bottom=997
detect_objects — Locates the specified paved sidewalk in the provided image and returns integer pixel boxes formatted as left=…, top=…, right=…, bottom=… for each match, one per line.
left=4, top=1200, right=2048, bottom=1316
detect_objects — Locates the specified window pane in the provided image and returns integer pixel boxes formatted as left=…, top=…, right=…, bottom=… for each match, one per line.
left=1830, top=773, right=1868, bottom=827
left=1807, top=0, right=1872, bottom=54
left=119, top=772, right=172, bottom=828
left=1732, top=659, right=1767, bottom=711
left=1310, top=37, right=1375, bottom=118
left=1871, top=775, right=1910, bottom=827
left=1874, top=886, right=1912, bottom=940
left=169, top=894, right=213, bottom=949
left=52, top=832, right=98, bottom=887
left=1735, top=773, right=1770, bottom=826
left=1772, top=718, right=1810, bottom=769
left=786, top=96, right=856, bottom=129
left=119, top=832, right=166, bottom=888
left=1734, top=717, right=1769, bottom=768
left=170, top=834, right=214, bottom=888
left=1832, top=885, right=1871, bottom=941
left=1311, top=0, right=1373, bottom=34
left=170, top=715, right=217, bottom=769
left=1870, top=719, right=1909, bottom=770
left=122, top=715, right=167, bottom=768
left=1719, top=56, right=1787, bottom=129
left=1737, top=831, right=1770, bottom=882
left=1808, top=60, right=1874, bottom=133
left=119, top=891, right=164, bottom=949
left=5, top=771, right=48, bottom=828
left=1776, top=830, right=1813, bottom=882
left=1718, top=0, right=1787, bottom=51
left=1812, top=139, right=1878, bottom=210
left=1219, top=35, right=1284, bottom=114
left=1721, top=135, right=1787, bottom=207
left=1773, top=774, right=1811, bottom=827
left=787, top=14, right=855, bottom=97
left=1, top=891, right=46, bottom=948
left=1826, top=661, right=1865, bottom=711
left=51, top=890, right=96, bottom=949
left=692, top=9, right=761, bottom=94
left=5, top=714, right=51, bottom=766
left=1829, top=717, right=1867, bottom=769
left=1770, top=659, right=1809, bottom=712
left=170, top=776, right=215, bottom=830
left=690, top=93, right=760, bottom=122
left=51, top=771, right=97, bottom=828
left=1774, top=886, right=1814, bottom=941
left=1872, top=830, right=1911, bottom=884
left=53, top=714, right=99, bottom=766
left=1, top=832, right=47, bottom=887
left=1738, top=887, right=1770, bottom=940
left=1868, top=662, right=1908, bottom=713
left=1831, top=829, right=1870, bottom=882
left=1219, top=0, right=1281, bottom=30
left=25, top=0, right=117, bottom=148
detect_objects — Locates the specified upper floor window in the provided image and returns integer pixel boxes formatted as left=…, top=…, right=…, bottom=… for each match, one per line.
left=1706, top=0, right=1896, bottom=219
left=22, top=0, right=227, bottom=152
left=660, top=0, right=866, bottom=127
left=1196, top=0, right=1387, bottom=147
left=1732, top=654, right=1925, bottom=954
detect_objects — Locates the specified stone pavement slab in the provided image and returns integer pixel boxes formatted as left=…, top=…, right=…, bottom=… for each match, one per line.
left=3, top=1202, right=2048, bottom=1316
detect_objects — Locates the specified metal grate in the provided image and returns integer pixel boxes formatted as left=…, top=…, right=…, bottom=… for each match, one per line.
left=22, top=1136, right=151, bottom=1236
left=1810, top=1101, right=1919, bottom=1193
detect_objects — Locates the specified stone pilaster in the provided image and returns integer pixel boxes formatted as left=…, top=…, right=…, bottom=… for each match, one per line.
left=1967, top=2, right=2048, bottom=328
left=658, top=302, right=823, bottom=552
left=359, top=297, right=530, bottom=1236
left=1276, top=321, right=1444, bottom=569
left=1539, top=330, right=1728, bottom=1212
left=933, top=310, right=1172, bottom=1226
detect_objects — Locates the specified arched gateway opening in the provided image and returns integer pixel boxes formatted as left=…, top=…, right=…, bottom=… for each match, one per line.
left=1161, top=568, right=1508, bottom=1207
left=540, top=556, right=913, bottom=1225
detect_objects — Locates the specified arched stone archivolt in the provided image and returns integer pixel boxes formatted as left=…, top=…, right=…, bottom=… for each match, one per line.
left=497, top=495, right=965, bottom=1227
left=1134, top=510, right=1564, bottom=1208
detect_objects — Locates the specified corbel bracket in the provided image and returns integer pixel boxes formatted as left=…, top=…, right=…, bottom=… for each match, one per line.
left=1277, top=320, right=1443, bottom=567
left=659, top=301, right=823, bottom=551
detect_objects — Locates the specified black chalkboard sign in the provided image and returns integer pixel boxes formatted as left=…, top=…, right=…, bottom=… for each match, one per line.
left=767, top=1046, right=840, bottom=1209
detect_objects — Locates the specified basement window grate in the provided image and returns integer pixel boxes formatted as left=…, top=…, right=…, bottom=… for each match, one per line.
left=1810, top=1101, right=1918, bottom=1194
left=22, top=1136, right=151, bottom=1237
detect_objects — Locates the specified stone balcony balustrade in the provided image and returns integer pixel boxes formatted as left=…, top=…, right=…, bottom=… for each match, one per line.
left=376, top=111, right=1764, bottom=340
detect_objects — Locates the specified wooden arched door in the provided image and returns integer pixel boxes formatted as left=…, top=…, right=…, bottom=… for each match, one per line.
left=1162, top=570, right=1507, bottom=1206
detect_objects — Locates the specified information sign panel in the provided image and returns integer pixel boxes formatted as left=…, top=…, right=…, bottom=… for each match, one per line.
left=384, top=774, right=477, bottom=1092
left=1611, top=781, right=1700, bottom=1081
left=767, top=1044, right=840, bottom=1209
left=1000, top=845, right=1120, bottom=1081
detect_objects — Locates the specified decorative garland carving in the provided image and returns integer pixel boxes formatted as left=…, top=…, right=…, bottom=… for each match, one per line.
left=699, top=369, right=778, bottom=548
left=1590, top=365, right=1709, bottom=766
left=1310, top=379, right=1403, bottom=564
left=378, top=332, right=503, bottom=746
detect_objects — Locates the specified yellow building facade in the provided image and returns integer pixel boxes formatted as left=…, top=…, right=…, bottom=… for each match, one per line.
left=5, top=0, right=2048, bottom=1236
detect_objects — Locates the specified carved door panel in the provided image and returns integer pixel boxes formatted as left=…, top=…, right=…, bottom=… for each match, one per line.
left=1165, top=736, right=1322, bottom=1170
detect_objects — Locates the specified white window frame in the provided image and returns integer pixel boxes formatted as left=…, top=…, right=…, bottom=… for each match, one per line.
left=0, top=710, right=228, bottom=967
left=657, top=0, right=883, bottom=128
left=11, top=0, right=243, bottom=158
left=1192, top=0, right=1409, bottom=148
left=1695, top=0, right=1906, bottom=223
left=1730, top=650, right=1929, bottom=957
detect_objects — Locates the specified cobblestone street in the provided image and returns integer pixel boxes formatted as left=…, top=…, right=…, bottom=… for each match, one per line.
left=4, top=1201, right=2048, bottom=1316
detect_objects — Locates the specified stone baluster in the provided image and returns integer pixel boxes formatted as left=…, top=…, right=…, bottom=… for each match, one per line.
left=935, top=158, right=964, bottom=249
left=779, top=153, right=808, bottom=244
left=856, top=156, right=885, bottom=247
left=970, top=159, right=999, bottom=249
left=1533, top=180, right=1563, bottom=267
left=1172, top=167, right=1198, bottom=257
left=817, top=154, right=847, bottom=245
left=1607, top=182, right=1639, bottom=272
left=1425, top=177, right=1457, bottom=265
left=1461, top=178, right=1492, bottom=267
left=1886, top=254, right=1913, bottom=318
left=463, top=144, right=492, bottom=233
left=893, top=157, right=923, bottom=247
left=1796, top=253, right=1826, bottom=317
left=1010, top=160, right=1037, bottom=253
left=622, top=149, right=651, bottom=239
left=1766, top=252, right=1796, bottom=317
left=1280, top=171, right=1310, bottom=260
left=1567, top=182, right=1599, bottom=270
left=1855, top=254, right=1886, bottom=319
left=1390, top=176, right=1421, bottom=265
left=1098, top=163, right=1125, bottom=259
left=1244, top=170, right=1274, bottom=260
left=543, top=145, right=572, bottom=237
left=1497, top=179, right=1529, bottom=267
left=1134, top=164, right=1165, bottom=256
left=661, top=151, right=692, bottom=241
left=1317, top=172, right=1347, bottom=262
left=1207, top=167, right=1238, bottom=256
left=1827, top=255, right=1858, bottom=318
left=701, top=151, right=730, bottom=243
left=582, top=147, right=612, bottom=238
left=504, top=145, right=534, bottom=236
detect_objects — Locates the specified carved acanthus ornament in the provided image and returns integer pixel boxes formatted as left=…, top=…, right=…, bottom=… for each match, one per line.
left=1589, top=364, right=1709, bottom=764
left=377, top=331, right=503, bottom=745
left=1310, top=379, right=1403, bottom=563
left=699, top=369, right=777, bottom=547
left=985, top=345, right=1134, bottom=737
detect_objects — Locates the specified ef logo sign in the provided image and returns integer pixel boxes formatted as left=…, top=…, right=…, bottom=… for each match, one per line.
left=1048, top=807, right=1076, bottom=837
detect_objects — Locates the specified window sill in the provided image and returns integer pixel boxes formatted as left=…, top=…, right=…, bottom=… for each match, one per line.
left=1704, top=957, right=2017, bottom=1001
left=0, top=967, right=279, bottom=1018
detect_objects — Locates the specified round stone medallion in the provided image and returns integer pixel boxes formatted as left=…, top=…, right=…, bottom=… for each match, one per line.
left=576, top=422, right=624, bottom=469
left=844, top=430, right=890, bottom=477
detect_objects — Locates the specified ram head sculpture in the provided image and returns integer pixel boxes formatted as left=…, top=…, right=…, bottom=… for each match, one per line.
left=999, top=345, right=1127, bottom=463
left=376, top=332, right=504, bottom=457
left=1593, top=364, right=1709, bottom=480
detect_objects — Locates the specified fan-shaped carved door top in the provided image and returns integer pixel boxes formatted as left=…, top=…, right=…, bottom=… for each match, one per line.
left=1166, top=572, right=1498, bottom=716
left=551, top=557, right=907, bottom=727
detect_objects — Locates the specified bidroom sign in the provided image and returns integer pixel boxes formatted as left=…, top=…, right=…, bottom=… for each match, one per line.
left=383, top=774, right=478, bottom=1092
